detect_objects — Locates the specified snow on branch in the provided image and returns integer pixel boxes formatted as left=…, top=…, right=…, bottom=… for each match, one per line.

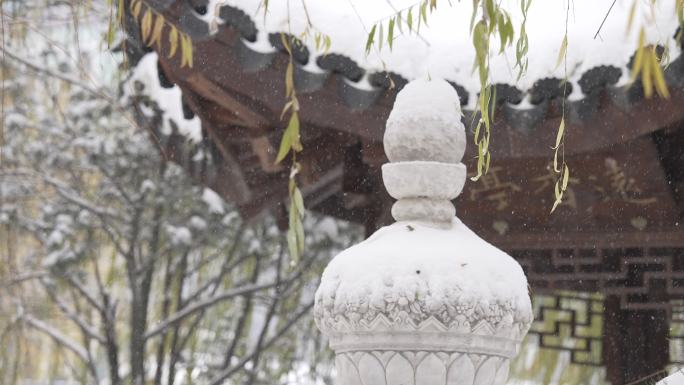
left=41, top=280, right=107, bottom=344
left=208, top=301, right=315, bottom=385
left=22, top=313, right=91, bottom=363
left=144, top=280, right=280, bottom=339
left=0, top=47, right=109, bottom=99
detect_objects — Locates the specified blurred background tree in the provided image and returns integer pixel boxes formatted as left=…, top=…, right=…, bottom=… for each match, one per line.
left=0, top=1, right=361, bottom=384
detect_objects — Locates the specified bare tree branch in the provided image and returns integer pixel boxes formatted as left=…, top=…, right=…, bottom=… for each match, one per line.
left=144, top=280, right=280, bottom=339
left=0, top=47, right=108, bottom=98
left=63, top=275, right=106, bottom=315
left=40, top=279, right=107, bottom=344
left=21, top=313, right=90, bottom=362
left=208, top=301, right=315, bottom=385
left=1, top=270, right=48, bottom=288
left=1, top=169, right=127, bottom=222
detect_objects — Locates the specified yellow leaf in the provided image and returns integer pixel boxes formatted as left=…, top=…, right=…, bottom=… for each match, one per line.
left=555, top=35, right=567, bottom=69
left=287, top=227, right=298, bottom=261
left=180, top=33, right=193, bottom=68
left=407, top=7, right=414, bottom=32
left=285, top=60, right=294, bottom=97
left=276, top=126, right=293, bottom=164
left=289, top=113, right=302, bottom=152
left=141, top=9, right=153, bottom=44
left=365, top=24, right=376, bottom=55
left=630, top=29, right=646, bottom=82
left=168, top=26, right=178, bottom=58
left=293, top=187, right=305, bottom=216
left=553, top=118, right=565, bottom=150
left=117, top=0, right=124, bottom=24
left=642, top=47, right=653, bottom=98
left=562, top=164, right=569, bottom=190
left=388, top=17, right=395, bottom=50
left=187, top=38, right=194, bottom=67
left=151, top=14, right=165, bottom=47
left=652, top=53, right=670, bottom=98
left=131, top=0, right=142, bottom=20
left=324, top=35, right=331, bottom=54
left=553, top=148, right=559, bottom=173
left=625, top=0, right=637, bottom=35
left=280, top=100, right=294, bottom=120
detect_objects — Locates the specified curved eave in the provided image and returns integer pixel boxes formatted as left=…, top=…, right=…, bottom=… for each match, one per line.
left=122, top=0, right=684, bottom=238
left=125, top=0, right=684, bottom=159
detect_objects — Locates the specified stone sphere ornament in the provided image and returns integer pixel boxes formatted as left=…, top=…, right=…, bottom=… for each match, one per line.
left=314, top=79, right=533, bottom=385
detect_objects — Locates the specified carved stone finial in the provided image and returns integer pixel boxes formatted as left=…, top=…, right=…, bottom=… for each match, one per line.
left=314, top=79, right=532, bottom=385
left=382, top=79, right=467, bottom=226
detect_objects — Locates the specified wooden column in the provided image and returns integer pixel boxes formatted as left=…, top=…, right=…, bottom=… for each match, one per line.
left=603, top=296, right=670, bottom=385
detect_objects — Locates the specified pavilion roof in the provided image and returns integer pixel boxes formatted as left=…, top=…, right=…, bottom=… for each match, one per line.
left=123, top=0, right=684, bottom=248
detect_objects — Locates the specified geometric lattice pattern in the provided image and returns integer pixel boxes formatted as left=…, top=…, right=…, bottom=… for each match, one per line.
left=672, top=300, right=684, bottom=365
left=515, top=248, right=684, bottom=310
left=529, top=293, right=604, bottom=365
left=528, top=294, right=684, bottom=367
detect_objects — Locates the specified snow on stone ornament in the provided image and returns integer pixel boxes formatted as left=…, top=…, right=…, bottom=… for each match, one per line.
left=314, top=79, right=533, bottom=385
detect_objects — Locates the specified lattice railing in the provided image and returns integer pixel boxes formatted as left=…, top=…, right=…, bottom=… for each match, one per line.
left=514, top=248, right=684, bottom=310
left=528, top=293, right=684, bottom=367
left=529, top=292, right=604, bottom=365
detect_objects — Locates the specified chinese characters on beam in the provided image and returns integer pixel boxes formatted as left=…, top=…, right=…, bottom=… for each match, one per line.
left=467, top=157, right=656, bottom=211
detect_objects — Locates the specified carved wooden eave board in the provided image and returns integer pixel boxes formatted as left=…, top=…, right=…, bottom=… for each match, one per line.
left=122, top=0, right=684, bottom=250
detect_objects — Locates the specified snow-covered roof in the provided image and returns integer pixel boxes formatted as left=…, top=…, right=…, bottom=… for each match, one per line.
left=228, top=0, right=680, bottom=105
left=123, top=0, right=684, bottom=147
left=167, top=0, right=683, bottom=109
left=125, top=53, right=203, bottom=143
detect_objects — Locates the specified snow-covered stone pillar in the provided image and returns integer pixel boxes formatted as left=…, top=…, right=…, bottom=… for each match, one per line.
left=314, top=79, right=533, bottom=385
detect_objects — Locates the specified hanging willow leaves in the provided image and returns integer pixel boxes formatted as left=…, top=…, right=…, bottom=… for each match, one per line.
left=365, top=24, right=376, bottom=55
left=323, top=35, right=331, bottom=54
left=275, top=33, right=305, bottom=264
left=630, top=28, right=669, bottom=99
left=555, top=35, right=567, bottom=69
left=365, top=0, right=440, bottom=54
left=550, top=164, right=570, bottom=213
left=550, top=2, right=571, bottom=213
left=121, top=0, right=193, bottom=67
left=407, top=6, right=414, bottom=32
left=388, top=17, right=395, bottom=49
left=515, top=0, right=531, bottom=79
